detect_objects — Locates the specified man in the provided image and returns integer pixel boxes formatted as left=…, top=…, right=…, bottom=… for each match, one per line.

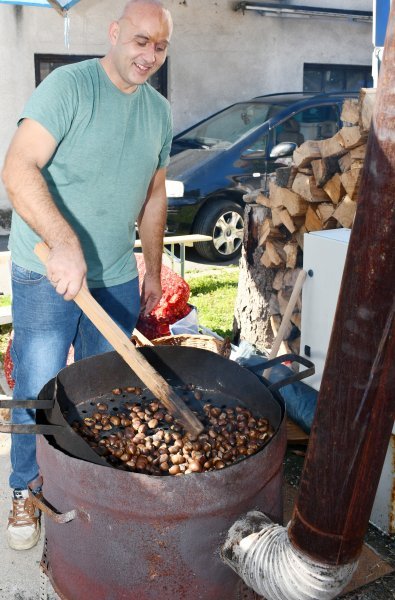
left=1, top=0, right=173, bottom=550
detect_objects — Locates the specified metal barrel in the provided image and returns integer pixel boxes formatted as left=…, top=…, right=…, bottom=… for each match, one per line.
left=37, top=413, right=286, bottom=600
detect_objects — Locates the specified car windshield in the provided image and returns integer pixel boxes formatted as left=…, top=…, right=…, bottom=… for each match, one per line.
left=175, top=102, right=287, bottom=150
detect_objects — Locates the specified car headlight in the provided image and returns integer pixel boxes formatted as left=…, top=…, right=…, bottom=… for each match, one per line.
left=165, top=180, right=184, bottom=198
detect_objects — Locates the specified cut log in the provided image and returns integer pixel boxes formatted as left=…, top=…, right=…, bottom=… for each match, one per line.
left=295, top=225, right=307, bottom=250
left=271, top=206, right=283, bottom=227
left=340, top=167, right=363, bottom=200
left=284, top=240, right=298, bottom=269
left=338, top=152, right=352, bottom=173
left=359, top=87, right=376, bottom=133
left=333, top=195, right=357, bottom=228
left=280, top=189, right=309, bottom=217
left=243, top=189, right=261, bottom=204
left=269, top=292, right=280, bottom=315
left=304, top=205, right=322, bottom=232
left=283, top=267, right=303, bottom=287
left=278, top=208, right=297, bottom=233
left=323, top=172, right=344, bottom=205
left=265, top=240, right=285, bottom=266
left=260, top=250, right=275, bottom=268
left=258, top=218, right=284, bottom=246
left=293, top=140, right=321, bottom=168
left=339, top=126, right=368, bottom=150
left=292, top=173, right=329, bottom=202
left=311, top=156, right=340, bottom=187
left=317, top=202, right=335, bottom=224
left=272, top=269, right=285, bottom=291
left=350, top=144, right=367, bottom=161
left=255, top=191, right=272, bottom=208
left=269, top=181, right=288, bottom=208
left=320, top=131, right=348, bottom=159
left=275, top=166, right=293, bottom=188
left=340, top=98, right=360, bottom=125
left=322, top=217, right=338, bottom=230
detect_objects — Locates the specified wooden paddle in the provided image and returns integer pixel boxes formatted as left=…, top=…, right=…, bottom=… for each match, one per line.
left=34, top=242, right=204, bottom=436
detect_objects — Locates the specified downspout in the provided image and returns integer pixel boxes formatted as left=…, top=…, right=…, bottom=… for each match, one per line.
left=221, top=4, right=395, bottom=598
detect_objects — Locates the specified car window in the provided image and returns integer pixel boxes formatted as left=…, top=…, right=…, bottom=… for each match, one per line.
left=274, top=105, right=339, bottom=143
left=175, top=102, right=286, bottom=149
left=240, top=132, right=269, bottom=159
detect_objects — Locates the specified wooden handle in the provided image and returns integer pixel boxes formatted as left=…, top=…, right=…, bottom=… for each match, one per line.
left=34, top=242, right=203, bottom=436
left=264, top=269, right=307, bottom=378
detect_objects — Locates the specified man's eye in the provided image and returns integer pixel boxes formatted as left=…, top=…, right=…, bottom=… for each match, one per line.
left=156, top=45, right=167, bottom=53
left=137, top=41, right=147, bottom=47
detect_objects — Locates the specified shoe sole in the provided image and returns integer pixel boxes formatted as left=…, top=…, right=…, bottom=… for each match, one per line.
left=6, top=526, right=41, bottom=551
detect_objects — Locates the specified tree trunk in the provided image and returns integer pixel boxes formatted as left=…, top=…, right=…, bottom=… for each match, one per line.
left=233, top=203, right=275, bottom=353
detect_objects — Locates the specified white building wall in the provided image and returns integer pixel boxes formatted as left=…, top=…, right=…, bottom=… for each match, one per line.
left=0, top=0, right=373, bottom=211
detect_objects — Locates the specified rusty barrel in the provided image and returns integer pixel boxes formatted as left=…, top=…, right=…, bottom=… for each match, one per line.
left=38, top=416, right=285, bottom=599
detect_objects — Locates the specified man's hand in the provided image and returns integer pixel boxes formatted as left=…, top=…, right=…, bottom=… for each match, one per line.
left=46, top=241, right=87, bottom=301
left=140, top=273, right=162, bottom=316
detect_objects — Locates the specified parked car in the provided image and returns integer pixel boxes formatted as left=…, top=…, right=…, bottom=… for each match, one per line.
left=165, top=91, right=358, bottom=261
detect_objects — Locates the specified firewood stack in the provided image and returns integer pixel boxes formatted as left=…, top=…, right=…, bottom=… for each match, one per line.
left=251, top=88, right=376, bottom=354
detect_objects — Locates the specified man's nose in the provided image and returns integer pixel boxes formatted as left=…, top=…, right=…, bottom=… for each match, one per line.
left=142, top=44, right=156, bottom=64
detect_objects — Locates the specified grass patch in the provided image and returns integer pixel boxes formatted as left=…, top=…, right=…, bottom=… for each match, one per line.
left=186, top=267, right=239, bottom=339
left=0, top=295, right=11, bottom=307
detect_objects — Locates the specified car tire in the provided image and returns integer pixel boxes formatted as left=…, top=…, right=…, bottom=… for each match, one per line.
left=193, top=200, right=244, bottom=261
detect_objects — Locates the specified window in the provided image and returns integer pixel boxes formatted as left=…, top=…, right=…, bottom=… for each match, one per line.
left=274, top=105, right=339, bottom=144
left=304, top=64, right=373, bottom=93
left=34, top=54, right=168, bottom=97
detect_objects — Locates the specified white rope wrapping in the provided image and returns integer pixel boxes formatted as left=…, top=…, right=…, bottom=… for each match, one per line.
left=222, top=511, right=358, bottom=600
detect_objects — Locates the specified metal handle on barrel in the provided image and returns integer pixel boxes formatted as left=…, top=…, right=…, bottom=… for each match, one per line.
left=28, top=489, right=81, bottom=524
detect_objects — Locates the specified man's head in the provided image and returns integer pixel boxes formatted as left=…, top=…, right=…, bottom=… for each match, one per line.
left=103, top=0, right=173, bottom=94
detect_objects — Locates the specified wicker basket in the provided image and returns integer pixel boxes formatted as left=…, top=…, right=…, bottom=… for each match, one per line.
left=132, top=330, right=231, bottom=358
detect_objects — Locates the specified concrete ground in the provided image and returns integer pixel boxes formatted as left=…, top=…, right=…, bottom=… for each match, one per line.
left=0, top=436, right=58, bottom=600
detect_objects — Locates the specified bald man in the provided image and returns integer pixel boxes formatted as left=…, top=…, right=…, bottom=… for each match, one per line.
left=2, top=0, right=173, bottom=550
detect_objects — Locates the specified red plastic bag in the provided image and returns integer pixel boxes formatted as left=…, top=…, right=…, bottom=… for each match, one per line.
left=136, top=254, right=191, bottom=339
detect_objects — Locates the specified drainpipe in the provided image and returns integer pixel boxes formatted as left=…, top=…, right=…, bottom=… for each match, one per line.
left=222, top=4, right=395, bottom=598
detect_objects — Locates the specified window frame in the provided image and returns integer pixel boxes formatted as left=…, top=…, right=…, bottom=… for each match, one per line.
left=34, top=53, right=169, bottom=97
left=303, top=63, right=373, bottom=93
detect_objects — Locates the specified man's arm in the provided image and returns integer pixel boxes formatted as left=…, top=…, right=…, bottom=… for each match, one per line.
left=1, top=118, right=86, bottom=300
left=137, top=167, right=167, bottom=316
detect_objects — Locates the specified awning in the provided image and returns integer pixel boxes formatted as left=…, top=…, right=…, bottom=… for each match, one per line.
left=0, top=0, right=81, bottom=14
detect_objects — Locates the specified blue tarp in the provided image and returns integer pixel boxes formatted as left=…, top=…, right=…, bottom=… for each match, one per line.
left=0, top=0, right=80, bottom=9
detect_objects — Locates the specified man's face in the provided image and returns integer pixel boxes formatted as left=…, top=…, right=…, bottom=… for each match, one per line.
left=109, top=3, right=172, bottom=93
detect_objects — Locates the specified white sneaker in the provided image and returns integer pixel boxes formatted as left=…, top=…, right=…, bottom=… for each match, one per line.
left=7, top=489, right=41, bottom=550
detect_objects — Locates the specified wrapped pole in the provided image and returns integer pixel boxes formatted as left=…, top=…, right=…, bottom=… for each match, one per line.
left=222, top=4, right=395, bottom=597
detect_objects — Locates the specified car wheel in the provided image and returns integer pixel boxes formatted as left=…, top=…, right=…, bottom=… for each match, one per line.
left=193, top=200, right=244, bottom=261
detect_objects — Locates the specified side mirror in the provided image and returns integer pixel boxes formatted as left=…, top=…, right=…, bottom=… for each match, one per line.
left=270, top=142, right=297, bottom=158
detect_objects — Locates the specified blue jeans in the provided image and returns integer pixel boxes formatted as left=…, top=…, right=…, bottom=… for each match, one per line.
left=9, top=263, right=140, bottom=490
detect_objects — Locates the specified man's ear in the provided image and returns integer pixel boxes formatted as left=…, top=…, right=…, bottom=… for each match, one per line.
left=109, top=21, right=120, bottom=46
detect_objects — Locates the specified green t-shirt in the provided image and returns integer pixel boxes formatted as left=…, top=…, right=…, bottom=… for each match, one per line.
left=9, top=58, right=173, bottom=287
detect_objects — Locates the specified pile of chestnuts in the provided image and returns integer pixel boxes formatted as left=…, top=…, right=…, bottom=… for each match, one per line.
left=72, top=385, right=275, bottom=476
